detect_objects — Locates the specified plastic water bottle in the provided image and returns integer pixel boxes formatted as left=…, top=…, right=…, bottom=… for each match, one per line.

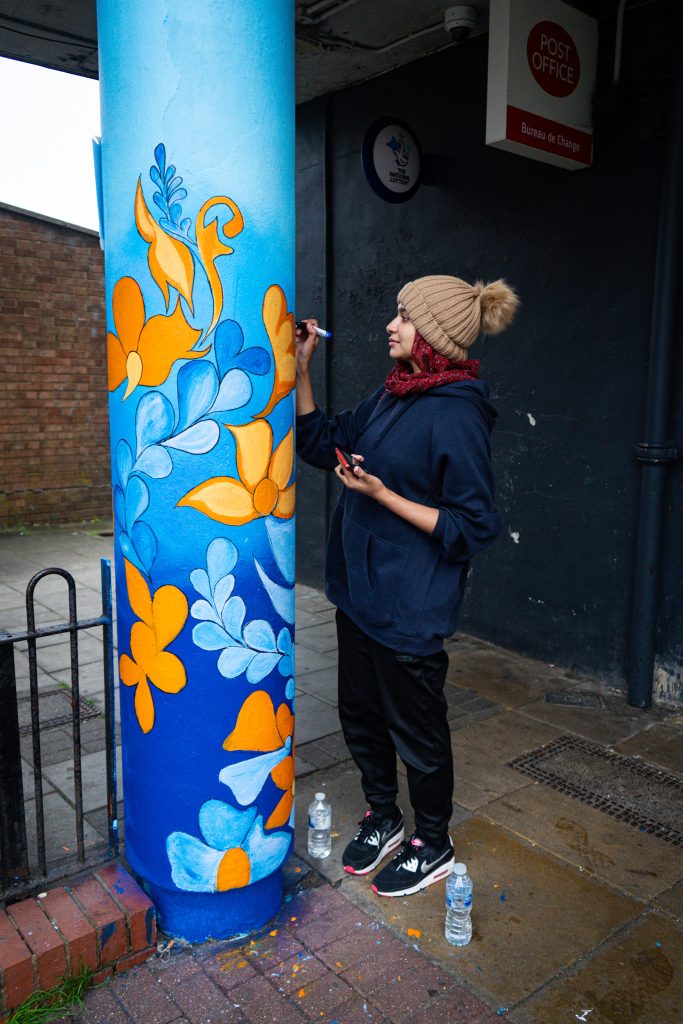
left=445, top=862, right=473, bottom=946
left=307, top=792, right=332, bottom=858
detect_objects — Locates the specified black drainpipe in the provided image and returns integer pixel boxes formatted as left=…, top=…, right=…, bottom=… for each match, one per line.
left=627, top=6, right=682, bottom=708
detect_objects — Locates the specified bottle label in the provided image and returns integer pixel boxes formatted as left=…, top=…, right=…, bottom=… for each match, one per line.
left=447, top=894, right=473, bottom=909
left=463, top=895, right=472, bottom=909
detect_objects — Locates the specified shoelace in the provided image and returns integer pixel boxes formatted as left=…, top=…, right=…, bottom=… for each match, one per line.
left=354, top=812, right=380, bottom=843
left=393, top=838, right=424, bottom=872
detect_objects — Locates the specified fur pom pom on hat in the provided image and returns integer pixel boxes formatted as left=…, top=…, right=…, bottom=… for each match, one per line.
left=397, top=275, right=519, bottom=361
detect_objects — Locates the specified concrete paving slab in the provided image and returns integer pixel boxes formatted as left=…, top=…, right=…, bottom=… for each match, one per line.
left=480, top=783, right=683, bottom=900
left=293, top=691, right=341, bottom=744
left=654, top=880, right=683, bottom=923
left=615, top=723, right=683, bottom=775
left=24, top=791, right=105, bottom=866
left=508, top=913, right=683, bottom=1024
left=295, top=665, right=338, bottom=706
left=295, top=645, right=338, bottom=677
left=32, top=634, right=104, bottom=674
left=344, top=816, right=641, bottom=1008
left=41, top=745, right=124, bottom=813
left=446, top=644, right=575, bottom=709
left=296, top=618, right=338, bottom=653
left=295, top=606, right=336, bottom=629
left=0, top=583, right=25, bottom=610
left=297, top=731, right=349, bottom=770
left=21, top=757, right=55, bottom=799
left=21, top=726, right=79, bottom=768
left=516, top=692, right=660, bottom=746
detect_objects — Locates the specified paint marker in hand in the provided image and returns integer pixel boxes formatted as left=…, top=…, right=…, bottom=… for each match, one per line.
left=296, top=320, right=332, bottom=340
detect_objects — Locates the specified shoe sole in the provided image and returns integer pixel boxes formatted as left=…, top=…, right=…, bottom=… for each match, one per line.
left=343, top=828, right=405, bottom=876
left=371, top=858, right=454, bottom=897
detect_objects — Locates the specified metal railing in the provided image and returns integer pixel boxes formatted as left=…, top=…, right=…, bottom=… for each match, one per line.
left=0, top=559, right=119, bottom=902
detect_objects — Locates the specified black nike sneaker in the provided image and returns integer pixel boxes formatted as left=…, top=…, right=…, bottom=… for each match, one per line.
left=342, top=810, right=405, bottom=875
left=371, top=834, right=454, bottom=897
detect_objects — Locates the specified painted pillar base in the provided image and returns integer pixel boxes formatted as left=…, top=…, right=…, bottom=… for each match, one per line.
left=150, top=870, right=283, bottom=942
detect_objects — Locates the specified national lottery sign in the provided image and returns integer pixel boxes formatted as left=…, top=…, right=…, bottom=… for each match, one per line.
left=486, top=0, right=598, bottom=170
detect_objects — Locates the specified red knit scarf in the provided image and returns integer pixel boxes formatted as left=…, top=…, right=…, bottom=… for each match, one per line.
left=384, top=333, right=480, bottom=397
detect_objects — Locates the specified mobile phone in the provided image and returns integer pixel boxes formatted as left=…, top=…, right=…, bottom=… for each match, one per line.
left=334, top=447, right=356, bottom=471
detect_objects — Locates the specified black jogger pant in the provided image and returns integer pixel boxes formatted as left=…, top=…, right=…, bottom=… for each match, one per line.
left=336, top=609, right=453, bottom=847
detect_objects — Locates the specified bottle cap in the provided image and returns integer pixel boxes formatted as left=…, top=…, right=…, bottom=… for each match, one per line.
left=453, top=862, right=468, bottom=875
left=315, top=792, right=326, bottom=801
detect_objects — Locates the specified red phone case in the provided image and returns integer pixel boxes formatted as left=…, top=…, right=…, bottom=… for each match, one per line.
left=335, top=447, right=353, bottom=470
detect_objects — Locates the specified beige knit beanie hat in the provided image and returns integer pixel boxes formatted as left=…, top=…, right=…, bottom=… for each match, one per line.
left=397, top=275, right=519, bottom=361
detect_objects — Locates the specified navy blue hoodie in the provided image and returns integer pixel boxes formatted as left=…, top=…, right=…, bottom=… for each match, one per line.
left=296, top=381, right=501, bottom=655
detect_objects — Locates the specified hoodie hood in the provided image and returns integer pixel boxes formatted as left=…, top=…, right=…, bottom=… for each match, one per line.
left=423, top=379, right=498, bottom=430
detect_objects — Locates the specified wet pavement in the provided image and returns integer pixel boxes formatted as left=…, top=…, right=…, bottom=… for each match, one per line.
left=1, top=522, right=682, bottom=1023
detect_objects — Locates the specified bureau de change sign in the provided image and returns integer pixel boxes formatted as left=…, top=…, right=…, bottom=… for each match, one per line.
left=486, top=0, right=598, bottom=170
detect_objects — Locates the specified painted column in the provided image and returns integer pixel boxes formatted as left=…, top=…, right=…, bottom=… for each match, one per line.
left=96, top=0, right=295, bottom=941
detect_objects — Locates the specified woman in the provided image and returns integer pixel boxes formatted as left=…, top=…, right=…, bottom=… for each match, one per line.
left=295, top=274, right=518, bottom=897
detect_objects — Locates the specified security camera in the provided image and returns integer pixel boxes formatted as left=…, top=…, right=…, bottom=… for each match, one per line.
left=444, top=5, right=478, bottom=42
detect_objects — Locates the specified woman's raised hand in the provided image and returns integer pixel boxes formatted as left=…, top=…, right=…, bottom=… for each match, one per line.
left=334, top=457, right=385, bottom=501
left=295, top=319, right=320, bottom=374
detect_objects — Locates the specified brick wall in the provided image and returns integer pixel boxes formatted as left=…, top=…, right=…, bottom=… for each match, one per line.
left=0, top=205, right=111, bottom=527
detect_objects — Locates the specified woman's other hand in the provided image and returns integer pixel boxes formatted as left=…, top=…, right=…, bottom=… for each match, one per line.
left=295, top=319, right=320, bottom=375
left=334, top=456, right=385, bottom=500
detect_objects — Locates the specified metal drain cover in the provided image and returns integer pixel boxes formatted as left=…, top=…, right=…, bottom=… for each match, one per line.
left=544, top=691, right=604, bottom=709
left=18, top=688, right=101, bottom=735
left=508, top=735, right=683, bottom=847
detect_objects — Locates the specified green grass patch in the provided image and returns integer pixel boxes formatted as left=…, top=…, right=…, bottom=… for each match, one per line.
left=6, top=965, right=94, bottom=1023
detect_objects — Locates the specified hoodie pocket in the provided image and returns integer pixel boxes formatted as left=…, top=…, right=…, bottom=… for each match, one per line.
left=342, top=521, right=409, bottom=627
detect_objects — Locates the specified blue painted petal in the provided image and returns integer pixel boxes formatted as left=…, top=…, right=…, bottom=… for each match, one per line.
left=207, top=538, right=238, bottom=591
left=198, top=800, right=257, bottom=849
left=214, top=320, right=243, bottom=375
left=190, top=568, right=212, bottom=602
left=285, top=678, right=295, bottom=700
left=150, top=166, right=162, bottom=187
left=213, top=575, right=235, bottom=617
left=115, top=440, right=133, bottom=489
left=131, top=521, right=158, bottom=575
left=218, top=749, right=288, bottom=805
left=119, top=531, right=143, bottom=573
left=193, top=621, right=232, bottom=651
left=244, top=817, right=291, bottom=883
left=277, top=655, right=293, bottom=678
left=113, top=486, right=126, bottom=532
left=135, top=444, right=173, bottom=478
left=277, top=628, right=292, bottom=656
left=222, top=596, right=246, bottom=640
left=153, top=192, right=166, bottom=214
left=254, top=560, right=295, bottom=625
left=154, top=143, right=166, bottom=174
left=176, top=361, right=219, bottom=432
left=243, top=620, right=277, bottom=653
left=190, top=599, right=220, bottom=623
left=136, top=391, right=175, bottom=455
left=125, top=476, right=149, bottom=536
left=234, top=348, right=271, bottom=376
left=217, top=646, right=254, bottom=678
left=166, top=832, right=222, bottom=893
left=246, top=652, right=280, bottom=685
left=163, top=420, right=220, bottom=455
left=210, top=369, right=252, bottom=414
left=265, top=518, right=295, bottom=585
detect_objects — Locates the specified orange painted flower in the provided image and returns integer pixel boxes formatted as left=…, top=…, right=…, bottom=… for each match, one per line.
left=178, top=420, right=294, bottom=525
left=119, top=559, right=189, bottom=733
left=107, top=276, right=208, bottom=399
left=256, top=285, right=296, bottom=418
left=222, top=691, right=295, bottom=830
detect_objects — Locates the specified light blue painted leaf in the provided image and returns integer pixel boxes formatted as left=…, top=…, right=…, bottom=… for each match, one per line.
left=246, top=652, right=280, bottom=685
left=163, top=420, right=220, bottom=455
left=234, top=348, right=271, bottom=376
left=222, top=596, right=246, bottom=640
left=154, top=143, right=166, bottom=174
left=217, top=646, right=254, bottom=678
left=244, top=817, right=291, bottom=881
left=153, top=192, right=166, bottom=214
left=278, top=655, right=293, bottom=678
left=131, top=521, right=158, bottom=575
left=190, top=599, right=220, bottom=623
left=135, top=391, right=175, bottom=455
left=165, top=163, right=176, bottom=184
left=277, top=628, right=292, bottom=656
left=180, top=217, right=192, bottom=233
left=254, top=560, right=295, bottom=625
left=176, top=361, right=219, bottom=431
left=166, top=832, right=222, bottom=893
left=135, top=444, right=173, bottom=478
left=113, top=486, right=126, bottom=532
left=150, top=166, right=162, bottom=187
left=198, top=800, right=257, bottom=849
left=210, top=369, right=252, bottom=414
left=190, top=568, right=212, bottom=602
left=119, top=531, right=143, bottom=573
left=115, top=440, right=133, bottom=489
left=218, top=749, right=288, bottom=806
left=207, top=538, right=238, bottom=591
left=125, top=476, right=149, bottom=536
left=285, top=678, right=295, bottom=700
left=214, top=319, right=243, bottom=375
left=265, top=518, right=296, bottom=585
left=212, top=575, right=235, bottom=617
left=193, top=621, right=232, bottom=651
left=243, top=620, right=277, bottom=653
left=168, top=176, right=182, bottom=193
